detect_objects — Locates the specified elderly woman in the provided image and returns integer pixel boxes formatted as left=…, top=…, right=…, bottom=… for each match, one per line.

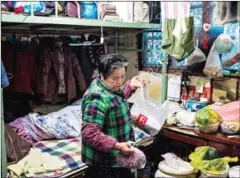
left=81, top=54, right=145, bottom=178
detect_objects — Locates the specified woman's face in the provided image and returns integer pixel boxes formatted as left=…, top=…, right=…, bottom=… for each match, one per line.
left=102, top=67, right=126, bottom=91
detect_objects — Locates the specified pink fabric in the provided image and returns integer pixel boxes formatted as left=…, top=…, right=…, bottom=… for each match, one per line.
left=8, top=114, right=52, bottom=145
left=81, top=123, right=117, bottom=152
left=216, top=101, right=240, bottom=121
left=116, top=147, right=146, bottom=169
left=161, top=2, right=190, bottom=19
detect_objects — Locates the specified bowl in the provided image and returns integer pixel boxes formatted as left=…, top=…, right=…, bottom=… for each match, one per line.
left=221, top=123, right=239, bottom=135
left=199, top=122, right=219, bottom=134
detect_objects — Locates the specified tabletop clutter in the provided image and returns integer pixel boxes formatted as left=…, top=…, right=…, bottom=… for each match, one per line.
left=130, top=87, right=239, bottom=136
left=129, top=87, right=239, bottom=178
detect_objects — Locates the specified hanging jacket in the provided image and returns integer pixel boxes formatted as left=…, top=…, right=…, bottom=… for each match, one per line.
left=2, top=43, right=43, bottom=95
left=41, top=47, right=86, bottom=103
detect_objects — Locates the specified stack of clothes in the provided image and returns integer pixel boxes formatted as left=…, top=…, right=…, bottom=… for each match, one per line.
left=98, top=3, right=121, bottom=21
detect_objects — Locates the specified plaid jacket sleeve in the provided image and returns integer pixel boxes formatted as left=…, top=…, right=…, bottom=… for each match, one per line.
left=82, top=123, right=117, bottom=152
left=82, top=93, right=117, bottom=152
left=122, top=80, right=135, bottom=99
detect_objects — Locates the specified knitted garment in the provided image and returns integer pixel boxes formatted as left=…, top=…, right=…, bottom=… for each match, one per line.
left=116, top=147, right=146, bottom=169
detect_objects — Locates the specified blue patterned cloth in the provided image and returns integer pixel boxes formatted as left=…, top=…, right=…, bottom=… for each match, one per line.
left=190, top=2, right=202, bottom=26
left=224, top=22, right=240, bottom=39
left=31, top=106, right=82, bottom=139
left=142, top=32, right=164, bottom=66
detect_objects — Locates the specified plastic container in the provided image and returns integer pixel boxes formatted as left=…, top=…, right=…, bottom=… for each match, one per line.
left=199, top=122, right=219, bottom=134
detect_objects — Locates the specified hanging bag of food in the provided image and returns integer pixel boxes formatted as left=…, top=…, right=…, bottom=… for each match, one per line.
left=203, top=34, right=233, bottom=78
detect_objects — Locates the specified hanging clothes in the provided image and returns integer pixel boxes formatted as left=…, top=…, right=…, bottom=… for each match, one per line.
left=41, top=46, right=86, bottom=103
left=2, top=42, right=43, bottom=95
left=2, top=41, right=42, bottom=123
left=58, top=52, right=67, bottom=94
left=74, top=44, right=105, bottom=88
left=162, top=17, right=194, bottom=60
left=75, top=46, right=94, bottom=88
left=161, top=2, right=194, bottom=61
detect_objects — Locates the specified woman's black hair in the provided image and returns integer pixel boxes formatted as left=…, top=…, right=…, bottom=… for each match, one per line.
left=98, top=54, right=127, bottom=79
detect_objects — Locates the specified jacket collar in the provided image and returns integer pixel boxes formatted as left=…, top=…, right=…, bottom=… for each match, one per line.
left=96, top=78, right=123, bottom=95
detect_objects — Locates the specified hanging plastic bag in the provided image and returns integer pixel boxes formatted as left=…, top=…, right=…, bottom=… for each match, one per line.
left=130, top=87, right=168, bottom=136
left=203, top=41, right=223, bottom=78
left=187, top=39, right=206, bottom=65
left=196, top=106, right=221, bottom=126
left=203, top=34, right=233, bottom=78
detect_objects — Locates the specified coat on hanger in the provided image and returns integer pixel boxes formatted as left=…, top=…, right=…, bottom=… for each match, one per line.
left=41, top=45, right=86, bottom=103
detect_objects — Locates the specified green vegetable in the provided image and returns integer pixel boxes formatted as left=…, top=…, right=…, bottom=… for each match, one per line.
left=203, top=147, right=219, bottom=160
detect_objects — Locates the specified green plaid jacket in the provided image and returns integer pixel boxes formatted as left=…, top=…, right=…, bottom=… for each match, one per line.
left=81, top=78, right=135, bottom=167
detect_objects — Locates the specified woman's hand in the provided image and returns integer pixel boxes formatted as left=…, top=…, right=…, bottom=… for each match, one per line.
left=130, top=76, right=145, bottom=90
left=115, top=142, right=133, bottom=155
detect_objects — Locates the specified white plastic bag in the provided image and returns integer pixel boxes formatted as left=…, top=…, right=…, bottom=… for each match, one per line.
left=130, top=87, right=168, bottom=136
left=175, top=110, right=196, bottom=126
left=203, top=41, right=223, bottom=78
left=161, top=153, right=194, bottom=172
